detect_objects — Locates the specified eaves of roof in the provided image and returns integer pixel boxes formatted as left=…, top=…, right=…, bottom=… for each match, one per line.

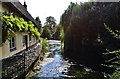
left=2, top=1, right=37, bottom=26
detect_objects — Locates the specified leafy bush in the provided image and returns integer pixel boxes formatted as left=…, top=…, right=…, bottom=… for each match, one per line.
left=41, top=26, right=52, bottom=39
left=40, top=38, right=49, bottom=54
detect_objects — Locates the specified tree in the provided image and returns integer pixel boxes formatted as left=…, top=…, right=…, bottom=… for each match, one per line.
left=102, top=23, right=120, bottom=79
left=41, top=26, right=52, bottom=39
left=44, top=16, right=56, bottom=33
left=61, top=2, right=120, bottom=74
left=35, top=16, right=42, bottom=33
left=52, top=24, right=61, bottom=40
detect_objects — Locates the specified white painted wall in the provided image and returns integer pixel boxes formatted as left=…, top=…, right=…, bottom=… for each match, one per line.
left=1, top=32, right=36, bottom=59
left=0, top=2, right=37, bottom=59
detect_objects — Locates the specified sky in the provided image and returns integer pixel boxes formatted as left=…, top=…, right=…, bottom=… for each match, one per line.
left=19, top=0, right=88, bottom=25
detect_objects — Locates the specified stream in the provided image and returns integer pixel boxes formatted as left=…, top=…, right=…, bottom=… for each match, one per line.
left=33, top=40, right=107, bottom=79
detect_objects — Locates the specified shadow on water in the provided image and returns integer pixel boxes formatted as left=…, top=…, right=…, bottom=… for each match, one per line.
left=31, top=40, right=108, bottom=79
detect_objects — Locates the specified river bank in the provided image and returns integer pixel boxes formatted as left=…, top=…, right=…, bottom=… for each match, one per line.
left=25, top=40, right=108, bottom=79
left=25, top=54, right=42, bottom=78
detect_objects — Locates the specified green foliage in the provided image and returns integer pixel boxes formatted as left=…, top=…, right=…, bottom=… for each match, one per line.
left=41, top=26, right=52, bottom=39
left=103, top=23, right=120, bottom=79
left=52, top=24, right=61, bottom=40
left=104, top=23, right=120, bottom=39
left=1, top=12, right=40, bottom=44
left=67, top=65, right=105, bottom=79
left=39, top=38, right=49, bottom=61
left=60, top=27, right=64, bottom=44
left=40, top=38, right=49, bottom=54
left=104, top=49, right=120, bottom=79
left=61, top=2, right=119, bottom=79
left=41, top=16, right=57, bottom=40
left=35, top=16, right=42, bottom=33
left=110, top=68, right=120, bottom=79
left=44, top=16, right=56, bottom=35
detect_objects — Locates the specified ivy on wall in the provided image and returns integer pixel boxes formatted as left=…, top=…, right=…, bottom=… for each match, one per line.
left=1, top=12, right=40, bottom=44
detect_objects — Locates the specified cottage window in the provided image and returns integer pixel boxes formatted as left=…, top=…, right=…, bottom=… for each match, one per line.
left=10, top=37, right=16, bottom=51
left=29, top=36, right=35, bottom=43
left=29, top=36, right=32, bottom=43
left=23, top=35, right=27, bottom=46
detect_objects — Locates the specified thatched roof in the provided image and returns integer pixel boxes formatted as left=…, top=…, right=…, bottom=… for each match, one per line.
left=2, top=1, right=37, bottom=26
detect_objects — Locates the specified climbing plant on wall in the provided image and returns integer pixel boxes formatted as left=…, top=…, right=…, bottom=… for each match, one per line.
left=1, top=12, right=40, bottom=44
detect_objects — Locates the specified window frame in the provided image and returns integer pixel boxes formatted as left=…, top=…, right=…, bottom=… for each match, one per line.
left=10, top=37, right=16, bottom=52
left=23, top=35, right=27, bottom=46
left=29, top=35, right=32, bottom=44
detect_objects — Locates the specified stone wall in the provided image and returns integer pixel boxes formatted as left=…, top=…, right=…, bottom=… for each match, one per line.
left=1, top=43, right=42, bottom=79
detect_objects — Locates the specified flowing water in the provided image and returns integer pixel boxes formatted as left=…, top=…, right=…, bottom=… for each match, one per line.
left=33, top=40, right=107, bottom=79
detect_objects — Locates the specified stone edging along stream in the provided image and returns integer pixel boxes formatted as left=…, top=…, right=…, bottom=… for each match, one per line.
left=25, top=52, right=52, bottom=78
